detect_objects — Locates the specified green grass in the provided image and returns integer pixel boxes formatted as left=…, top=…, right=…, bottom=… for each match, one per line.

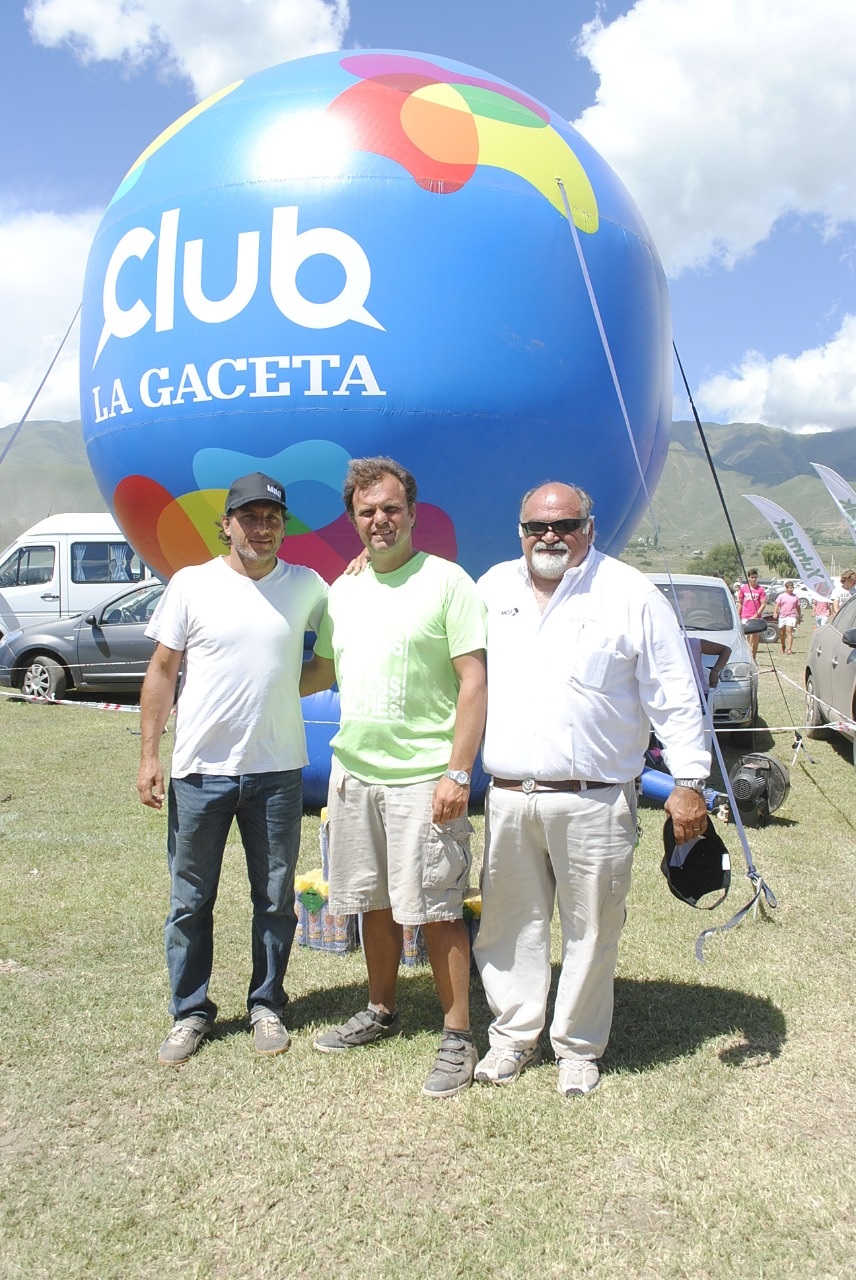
left=1, top=626, right=854, bottom=1279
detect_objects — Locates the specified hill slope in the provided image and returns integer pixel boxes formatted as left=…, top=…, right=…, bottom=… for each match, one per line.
left=1, top=418, right=853, bottom=560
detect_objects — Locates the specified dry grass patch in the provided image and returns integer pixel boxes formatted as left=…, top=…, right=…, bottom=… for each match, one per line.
left=0, top=628, right=854, bottom=1279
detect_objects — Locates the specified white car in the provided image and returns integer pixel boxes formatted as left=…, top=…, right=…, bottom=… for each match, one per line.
left=647, top=573, right=759, bottom=734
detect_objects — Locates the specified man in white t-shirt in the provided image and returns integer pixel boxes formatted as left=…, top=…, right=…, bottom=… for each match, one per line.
left=472, top=482, right=709, bottom=1099
left=137, top=472, right=327, bottom=1066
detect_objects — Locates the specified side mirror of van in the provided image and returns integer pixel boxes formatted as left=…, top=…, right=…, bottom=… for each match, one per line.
left=84, top=613, right=98, bottom=626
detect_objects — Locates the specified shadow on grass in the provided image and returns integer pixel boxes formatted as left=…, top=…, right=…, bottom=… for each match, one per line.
left=606, top=975, right=786, bottom=1072
left=273, top=961, right=786, bottom=1078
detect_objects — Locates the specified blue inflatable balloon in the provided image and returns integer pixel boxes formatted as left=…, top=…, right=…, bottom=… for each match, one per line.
left=79, top=50, right=671, bottom=582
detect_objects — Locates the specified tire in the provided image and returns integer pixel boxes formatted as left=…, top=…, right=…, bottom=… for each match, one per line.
left=21, top=654, right=67, bottom=700
left=763, top=620, right=778, bottom=644
left=804, top=674, right=827, bottom=739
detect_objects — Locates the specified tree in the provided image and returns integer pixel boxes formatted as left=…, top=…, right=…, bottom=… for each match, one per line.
left=760, top=541, right=797, bottom=577
left=689, top=543, right=744, bottom=582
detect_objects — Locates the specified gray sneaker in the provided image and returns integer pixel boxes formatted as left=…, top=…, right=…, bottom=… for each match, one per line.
left=422, top=1032, right=479, bottom=1098
left=313, top=1008, right=401, bottom=1053
left=157, top=1016, right=211, bottom=1065
left=253, top=1013, right=290, bottom=1057
left=474, top=1043, right=542, bottom=1086
left=557, top=1057, right=600, bottom=1097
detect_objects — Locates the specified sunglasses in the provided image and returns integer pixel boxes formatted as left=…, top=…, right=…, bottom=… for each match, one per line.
left=520, top=518, right=590, bottom=537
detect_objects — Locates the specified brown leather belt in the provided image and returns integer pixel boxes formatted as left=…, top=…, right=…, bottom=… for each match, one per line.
left=491, top=778, right=614, bottom=794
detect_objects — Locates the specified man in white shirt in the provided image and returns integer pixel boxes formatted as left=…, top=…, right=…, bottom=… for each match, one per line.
left=473, top=482, right=709, bottom=1098
left=137, top=472, right=327, bottom=1066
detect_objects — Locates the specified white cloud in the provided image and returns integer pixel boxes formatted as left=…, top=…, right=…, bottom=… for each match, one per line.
left=574, top=0, right=856, bottom=276
left=9, top=1, right=351, bottom=428
left=25, top=0, right=350, bottom=99
left=697, top=314, right=856, bottom=430
left=0, top=211, right=99, bottom=427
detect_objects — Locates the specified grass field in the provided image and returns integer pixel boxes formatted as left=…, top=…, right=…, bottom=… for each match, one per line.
left=1, top=623, right=854, bottom=1279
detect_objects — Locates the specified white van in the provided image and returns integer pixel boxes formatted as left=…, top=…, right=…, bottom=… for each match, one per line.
left=0, top=514, right=154, bottom=636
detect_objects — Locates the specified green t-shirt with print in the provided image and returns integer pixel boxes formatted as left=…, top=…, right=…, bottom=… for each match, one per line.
left=315, top=552, right=486, bottom=785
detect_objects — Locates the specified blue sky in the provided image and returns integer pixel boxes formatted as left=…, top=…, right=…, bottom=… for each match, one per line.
left=2, top=0, right=855, bottom=432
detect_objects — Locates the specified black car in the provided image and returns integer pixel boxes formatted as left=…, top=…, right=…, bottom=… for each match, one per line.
left=0, top=581, right=164, bottom=699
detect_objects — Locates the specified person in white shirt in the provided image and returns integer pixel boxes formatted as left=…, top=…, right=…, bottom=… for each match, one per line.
left=473, top=482, right=709, bottom=1098
left=831, top=569, right=856, bottom=616
left=136, top=472, right=327, bottom=1066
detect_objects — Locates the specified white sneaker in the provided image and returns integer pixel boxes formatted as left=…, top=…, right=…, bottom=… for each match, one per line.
left=557, top=1057, right=600, bottom=1097
left=474, top=1043, right=541, bottom=1086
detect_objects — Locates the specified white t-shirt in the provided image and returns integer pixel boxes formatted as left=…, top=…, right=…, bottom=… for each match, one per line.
left=147, top=556, right=327, bottom=777
left=479, top=548, right=709, bottom=783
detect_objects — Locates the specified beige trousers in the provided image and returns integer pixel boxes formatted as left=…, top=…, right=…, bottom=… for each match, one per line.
left=474, top=782, right=636, bottom=1061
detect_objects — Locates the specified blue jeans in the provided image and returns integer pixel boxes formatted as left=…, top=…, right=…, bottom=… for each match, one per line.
left=165, top=771, right=303, bottom=1022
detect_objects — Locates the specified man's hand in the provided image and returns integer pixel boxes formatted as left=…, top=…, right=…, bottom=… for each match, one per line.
left=137, top=756, right=165, bottom=809
left=664, top=785, right=708, bottom=845
left=432, top=775, right=469, bottom=823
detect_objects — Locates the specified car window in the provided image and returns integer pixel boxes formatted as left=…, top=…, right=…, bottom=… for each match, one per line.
left=832, top=595, right=856, bottom=633
left=0, top=545, right=56, bottom=587
left=71, top=541, right=147, bottom=584
left=656, top=583, right=734, bottom=631
left=99, top=584, right=164, bottom=626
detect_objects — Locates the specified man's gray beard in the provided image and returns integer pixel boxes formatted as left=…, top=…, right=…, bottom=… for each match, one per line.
left=530, top=545, right=570, bottom=580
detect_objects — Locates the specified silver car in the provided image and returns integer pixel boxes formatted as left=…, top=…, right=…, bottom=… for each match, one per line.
left=805, top=593, right=856, bottom=761
left=0, top=581, right=164, bottom=699
left=647, top=573, right=758, bottom=732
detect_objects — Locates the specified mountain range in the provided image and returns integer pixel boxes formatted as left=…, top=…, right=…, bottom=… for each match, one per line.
left=1, top=417, right=853, bottom=563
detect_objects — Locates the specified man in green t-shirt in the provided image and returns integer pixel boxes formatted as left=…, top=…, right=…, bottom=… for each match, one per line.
left=300, top=456, right=487, bottom=1098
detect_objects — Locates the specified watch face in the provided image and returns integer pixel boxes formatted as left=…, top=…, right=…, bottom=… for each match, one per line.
left=447, top=770, right=469, bottom=785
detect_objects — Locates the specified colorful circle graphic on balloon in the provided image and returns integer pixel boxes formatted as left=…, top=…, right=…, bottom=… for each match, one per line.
left=81, top=50, right=670, bottom=583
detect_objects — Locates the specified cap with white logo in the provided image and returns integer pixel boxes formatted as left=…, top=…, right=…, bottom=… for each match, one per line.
left=225, top=472, right=286, bottom=513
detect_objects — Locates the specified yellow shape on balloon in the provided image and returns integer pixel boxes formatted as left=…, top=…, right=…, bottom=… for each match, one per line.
left=475, top=115, right=599, bottom=232
left=123, top=82, right=242, bottom=179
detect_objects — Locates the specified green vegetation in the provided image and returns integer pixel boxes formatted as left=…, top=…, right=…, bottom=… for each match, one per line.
left=687, top=541, right=744, bottom=580
left=1, top=624, right=854, bottom=1279
left=761, top=540, right=797, bottom=577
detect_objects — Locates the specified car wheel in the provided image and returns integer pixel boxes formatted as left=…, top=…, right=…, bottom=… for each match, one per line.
left=21, top=654, right=67, bottom=700
left=763, top=620, right=778, bottom=644
left=804, top=674, right=827, bottom=739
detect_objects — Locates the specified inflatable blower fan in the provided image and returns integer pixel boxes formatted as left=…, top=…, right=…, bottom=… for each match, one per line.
left=728, top=753, right=790, bottom=827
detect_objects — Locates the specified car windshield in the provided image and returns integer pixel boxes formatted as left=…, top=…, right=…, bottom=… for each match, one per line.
left=656, top=583, right=734, bottom=632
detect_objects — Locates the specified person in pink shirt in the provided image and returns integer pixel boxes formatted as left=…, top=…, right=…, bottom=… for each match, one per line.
left=773, top=581, right=801, bottom=654
left=737, top=569, right=766, bottom=658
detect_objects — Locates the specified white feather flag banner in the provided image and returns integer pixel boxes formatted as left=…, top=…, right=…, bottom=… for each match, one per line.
left=811, top=463, right=856, bottom=550
left=743, top=495, right=834, bottom=601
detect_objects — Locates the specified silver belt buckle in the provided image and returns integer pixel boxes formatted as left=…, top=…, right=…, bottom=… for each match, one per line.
left=522, top=778, right=536, bottom=794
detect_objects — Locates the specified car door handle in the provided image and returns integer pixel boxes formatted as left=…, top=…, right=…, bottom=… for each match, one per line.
left=40, top=592, right=60, bottom=600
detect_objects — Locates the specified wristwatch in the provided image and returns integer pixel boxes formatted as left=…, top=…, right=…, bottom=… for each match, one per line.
left=445, top=769, right=471, bottom=786
left=673, top=778, right=707, bottom=793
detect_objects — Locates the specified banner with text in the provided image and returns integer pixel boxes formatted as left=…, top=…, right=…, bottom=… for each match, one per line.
left=811, top=463, right=856, bottom=551
left=744, top=494, right=834, bottom=600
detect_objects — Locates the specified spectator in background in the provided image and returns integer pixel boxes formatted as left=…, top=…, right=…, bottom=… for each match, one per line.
left=831, top=570, right=856, bottom=617
left=737, top=569, right=766, bottom=658
left=812, top=595, right=831, bottom=627
left=773, top=582, right=801, bottom=654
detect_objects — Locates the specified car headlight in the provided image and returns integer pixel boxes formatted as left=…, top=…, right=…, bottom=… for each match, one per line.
left=721, top=662, right=753, bottom=680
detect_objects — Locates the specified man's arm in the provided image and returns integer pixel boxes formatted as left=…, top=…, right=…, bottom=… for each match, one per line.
left=699, top=638, right=731, bottom=688
left=431, top=650, right=487, bottom=824
left=664, top=784, right=708, bottom=845
left=136, top=643, right=183, bottom=809
left=299, top=654, right=336, bottom=698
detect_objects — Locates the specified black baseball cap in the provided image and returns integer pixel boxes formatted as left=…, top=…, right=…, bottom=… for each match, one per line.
left=661, top=816, right=731, bottom=908
left=224, top=472, right=286, bottom=513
